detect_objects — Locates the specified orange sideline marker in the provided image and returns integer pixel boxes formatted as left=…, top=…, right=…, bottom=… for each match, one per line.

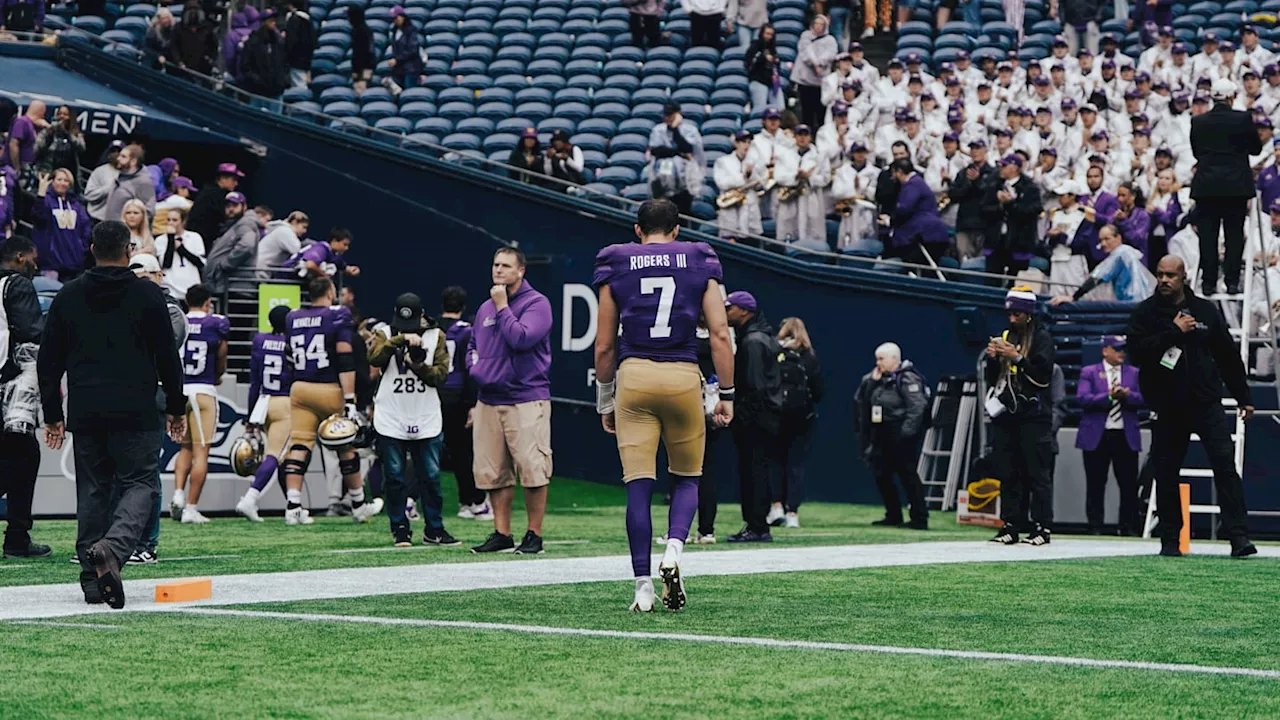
left=1179, top=483, right=1191, bottom=555
left=155, top=578, right=212, bottom=603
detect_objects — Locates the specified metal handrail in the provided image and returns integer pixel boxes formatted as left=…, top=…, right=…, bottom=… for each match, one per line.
left=30, top=29, right=1081, bottom=287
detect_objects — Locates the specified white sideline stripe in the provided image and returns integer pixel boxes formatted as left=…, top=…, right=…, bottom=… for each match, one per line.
left=8, top=620, right=121, bottom=630
left=0, top=565, right=30, bottom=570
left=160, top=555, right=241, bottom=562
left=544, top=540, right=592, bottom=545
left=326, top=541, right=593, bottom=554
left=176, top=608, right=1280, bottom=681
left=1, top=539, right=1276, bottom=622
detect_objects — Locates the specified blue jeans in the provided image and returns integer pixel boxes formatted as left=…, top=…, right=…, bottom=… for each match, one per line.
left=378, top=434, right=444, bottom=533
left=736, top=24, right=755, bottom=49
left=750, top=81, right=783, bottom=114
left=828, top=7, right=851, bottom=51
left=962, top=0, right=982, bottom=28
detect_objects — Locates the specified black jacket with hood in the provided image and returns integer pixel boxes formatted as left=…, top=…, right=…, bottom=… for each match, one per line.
left=38, top=266, right=185, bottom=432
left=733, top=312, right=783, bottom=431
left=0, top=267, right=44, bottom=384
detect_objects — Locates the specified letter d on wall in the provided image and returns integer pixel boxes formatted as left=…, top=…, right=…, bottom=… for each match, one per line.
left=562, top=283, right=597, bottom=352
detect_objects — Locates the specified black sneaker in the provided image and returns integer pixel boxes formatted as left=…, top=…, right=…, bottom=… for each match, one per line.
left=1231, top=538, right=1258, bottom=558
left=4, top=541, right=52, bottom=559
left=83, top=584, right=105, bottom=605
left=392, top=527, right=413, bottom=548
left=470, top=532, right=515, bottom=554
left=726, top=528, right=773, bottom=543
left=326, top=503, right=353, bottom=517
left=905, top=519, right=929, bottom=531
left=1159, top=545, right=1183, bottom=557
left=127, top=549, right=157, bottom=565
left=514, top=530, right=544, bottom=555
left=871, top=518, right=904, bottom=527
left=424, top=530, right=461, bottom=547
left=1021, top=529, right=1051, bottom=546
left=990, top=528, right=1019, bottom=544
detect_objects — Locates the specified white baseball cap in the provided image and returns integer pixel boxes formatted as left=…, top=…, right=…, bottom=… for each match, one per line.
left=129, top=253, right=162, bottom=275
left=1212, top=78, right=1238, bottom=100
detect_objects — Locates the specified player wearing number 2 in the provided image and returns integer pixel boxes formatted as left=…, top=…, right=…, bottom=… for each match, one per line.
left=593, top=199, right=736, bottom=613
left=171, top=284, right=230, bottom=524
left=235, top=304, right=294, bottom=522
left=281, top=275, right=383, bottom=526
left=367, top=292, right=456, bottom=547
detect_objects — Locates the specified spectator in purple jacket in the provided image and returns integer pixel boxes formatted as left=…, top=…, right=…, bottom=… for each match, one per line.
left=1073, top=165, right=1120, bottom=267
left=2, top=100, right=47, bottom=177
left=885, top=158, right=951, bottom=271
left=1112, top=182, right=1152, bottom=261
left=149, top=157, right=179, bottom=201
left=286, top=227, right=362, bottom=279
left=465, top=247, right=553, bottom=555
left=30, top=168, right=91, bottom=281
left=0, top=0, right=45, bottom=33
left=223, top=11, right=251, bottom=78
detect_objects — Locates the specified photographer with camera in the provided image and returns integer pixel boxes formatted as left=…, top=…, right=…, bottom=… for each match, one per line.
left=367, top=293, right=455, bottom=547
left=543, top=130, right=586, bottom=190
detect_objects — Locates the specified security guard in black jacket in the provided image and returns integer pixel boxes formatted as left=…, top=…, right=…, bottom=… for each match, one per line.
left=1125, top=255, right=1257, bottom=558
left=984, top=287, right=1056, bottom=546
left=724, top=290, right=783, bottom=543
left=854, top=344, right=929, bottom=529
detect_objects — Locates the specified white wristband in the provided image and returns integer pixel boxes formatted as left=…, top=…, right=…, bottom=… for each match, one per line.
left=596, top=379, right=616, bottom=415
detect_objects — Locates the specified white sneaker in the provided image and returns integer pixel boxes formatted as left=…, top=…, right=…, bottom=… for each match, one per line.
left=694, top=533, right=716, bottom=545
left=630, top=577, right=655, bottom=612
left=765, top=505, right=785, bottom=526
left=861, top=27, right=875, bottom=39
left=181, top=506, right=210, bottom=524
left=654, top=535, right=669, bottom=545
left=785, top=513, right=800, bottom=529
left=352, top=497, right=385, bottom=524
left=405, top=500, right=420, bottom=521
left=235, top=494, right=263, bottom=523
left=457, top=504, right=476, bottom=519
left=170, top=489, right=186, bottom=521
left=470, top=501, right=494, bottom=521
left=285, top=507, right=314, bottom=526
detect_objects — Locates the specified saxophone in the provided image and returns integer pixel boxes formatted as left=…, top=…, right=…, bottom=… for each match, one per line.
left=717, top=180, right=763, bottom=209
left=778, top=178, right=809, bottom=202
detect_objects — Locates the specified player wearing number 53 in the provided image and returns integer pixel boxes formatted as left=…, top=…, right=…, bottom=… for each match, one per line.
left=466, top=247, right=554, bottom=555
left=366, top=293, right=456, bottom=547
left=170, top=284, right=230, bottom=524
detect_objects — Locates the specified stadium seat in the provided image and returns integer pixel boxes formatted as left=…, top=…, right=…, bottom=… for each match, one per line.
left=632, top=87, right=669, bottom=105
left=323, top=100, right=360, bottom=118
left=709, top=87, right=748, bottom=107
left=287, top=101, right=324, bottom=124
left=459, top=74, right=493, bottom=91
left=412, top=116, right=454, bottom=136
left=935, top=34, right=972, bottom=51
left=572, top=133, right=609, bottom=153
left=604, top=59, right=641, bottom=76
left=515, top=102, right=553, bottom=123
left=531, top=75, right=568, bottom=91
left=605, top=133, right=646, bottom=154
left=563, top=19, right=594, bottom=34
left=483, top=133, right=520, bottom=154
left=471, top=101, right=510, bottom=121
left=442, top=133, right=482, bottom=152
left=423, top=74, right=456, bottom=90
left=515, top=87, right=553, bottom=104
left=492, top=18, right=527, bottom=34
left=597, top=166, right=639, bottom=189
left=396, top=101, right=437, bottom=122
left=568, top=75, right=604, bottom=90
left=593, top=88, right=631, bottom=106
left=608, top=150, right=648, bottom=171
left=678, top=75, right=715, bottom=93
left=360, top=101, right=398, bottom=123
left=495, top=117, right=536, bottom=134
left=641, top=74, right=678, bottom=90
left=553, top=102, right=592, bottom=122
left=700, top=118, right=739, bottom=138
left=565, top=60, right=602, bottom=76
left=329, top=117, right=369, bottom=134
left=642, top=59, right=679, bottom=77
left=435, top=87, right=473, bottom=105
left=318, top=86, right=355, bottom=105
left=72, top=15, right=108, bottom=33
left=493, top=74, right=528, bottom=91
left=618, top=118, right=656, bottom=135
left=672, top=87, right=709, bottom=105
left=577, top=32, right=611, bottom=49
left=679, top=103, right=707, bottom=124
left=603, top=74, right=642, bottom=92
left=539, top=31, right=574, bottom=49
left=438, top=101, right=475, bottom=121
left=571, top=45, right=609, bottom=63
left=592, top=102, right=631, bottom=122
left=630, top=103, right=665, bottom=122
left=538, top=117, right=576, bottom=134
left=374, top=116, right=413, bottom=135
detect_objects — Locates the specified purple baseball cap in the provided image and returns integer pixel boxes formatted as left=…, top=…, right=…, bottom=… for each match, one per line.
left=968, top=139, right=987, bottom=148
left=902, top=112, right=920, bottom=123
left=172, top=176, right=196, bottom=191
left=1193, top=93, right=1211, bottom=104
left=1040, top=147, right=1057, bottom=156
left=521, top=126, right=538, bottom=138
left=832, top=100, right=849, bottom=114
left=1033, top=76, right=1051, bottom=86
left=841, top=80, right=862, bottom=90
left=1134, top=127, right=1152, bottom=136
left=1000, top=154, right=1024, bottom=168
left=1172, top=42, right=1188, bottom=54
left=1061, top=97, right=1077, bottom=109
left=905, top=52, right=922, bottom=63
left=388, top=5, right=405, bottom=18
left=1271, top=198, right=1280, bottom=213
left=1101, top=59, right=1116, bottom=69
left=887, top=59, right=904, bottom=69
left=836, top=52, right=852, bottom=62
left=945, top=76, right=961, bottom=86
left=1244, top=69, right=1260, bottom=79
left=894, top=107, right=910, bottom=120
left=1053, top=35, right=1068, bottom=46
left=734, top=129, right=753, bottom=141
left=224, top=191, right=247, bottom=205
left=1131, top=112, right=1149, bottom=122
left=1221, top=41, right=1236, bottom=52
left=1243, top=23, right=1258, bottom=35
left=850, top=42, right=864, bottom=52
left=1103, top=335, right=1127, bottom=348
left=943, top=131, right=961, bottom=142
left=1124, top=88, right=1143, bottom=99
left=1036, top=106, right=1053, bottom=114
left=794, top=124, right=812, bottom=135
left=1257, top=117, right=1274, bottom=128
left=1091, top=130, right=1108, bottom=139
left=725, top=291, right=758, bottom=312
left=1135, top=70, right=1151, bottom=82
left=216, top=162, right=245, bottom=177
left=1203, top=31, right=1219, bottom=43
left=956, top=49, right=970, bottom=60
left=908, top=74, right=925, bottom=84
left=939, top=62, right=955, bottom=72
left=947, top=108, right=964, bottom=122
left=1267, top=64, right=1280, bottom=76
left=993, top=127, right=1013, bottom=137
left=1078, top=48, right=1094, bottom=57
left=762, top=107, right=782, bottom=119
left=1157, top=25, right=1173, bottom=37
left=850, top=141, right=869, bottom=152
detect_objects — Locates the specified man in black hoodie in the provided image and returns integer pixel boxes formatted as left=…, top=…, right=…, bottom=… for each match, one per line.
left=724, top=290, right=783, bottom=543
left=0, top=236, right=50, bottom=559
left=241, top=9, right=290, bottom=101
left=283, top=0, right=315, bottom=90
left=38, top=221, right=186, bottom=609
left=984, top=287, right=1056, bottom=546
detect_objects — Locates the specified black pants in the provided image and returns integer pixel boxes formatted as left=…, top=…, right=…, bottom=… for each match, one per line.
left=988, top=419, right=1054, bottom=532
left=885, top=240, right=951, bottom=279
left=698, top=427, right=722, bottom=536
left=73, top=429, right=161, bottom=589
left=797, top=83, right=825, bottom=131
left=1082, top=429, right=1140, bottom=532
left=0, top=432, right=39, bottom=550
left=734, top=420, right=777, bottom=534
left=689, top=12, right=723, bottom=48
left=773, top=417, right=813, bottom=512
left=441, top=399, right=483, bottom=506
left=1195, top=196, right=1249, bottom=290
left=872, top=432, right=927, bottom=523
left=629, top=13, right=662, bottom=47
left=1150, top=404, right=1249, bottom=544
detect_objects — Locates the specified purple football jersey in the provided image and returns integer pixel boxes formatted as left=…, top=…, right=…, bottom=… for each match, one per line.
left=286, top=305, right=355, bottom=384
left=182, top=312, right=231, bottom=385
left=441, top=317, right=473, bottom=391
left=592, top=241, right=722, bottom=363
left=248, top=331, right=293, bottom=407
left=0, top=167, right=16, bottom=237
left=285, top=241, right=346, bottom=277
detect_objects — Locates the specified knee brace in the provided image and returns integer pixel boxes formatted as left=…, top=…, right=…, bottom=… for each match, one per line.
left=281, top=445, right=312, bottom=477
left=339, top=456, right=362, bottom=477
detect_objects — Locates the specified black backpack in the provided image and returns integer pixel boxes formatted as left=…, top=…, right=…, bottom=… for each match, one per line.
left=777, top=348, right=814, bottom=420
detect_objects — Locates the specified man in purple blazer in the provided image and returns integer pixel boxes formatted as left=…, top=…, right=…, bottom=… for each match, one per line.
left=1075, top=335, right=1144, bottom=535
left=885, top=158, right=951, bottom=270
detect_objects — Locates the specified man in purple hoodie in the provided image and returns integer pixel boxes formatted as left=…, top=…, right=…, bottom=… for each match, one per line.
left=466, top=247, right=553, bottom=555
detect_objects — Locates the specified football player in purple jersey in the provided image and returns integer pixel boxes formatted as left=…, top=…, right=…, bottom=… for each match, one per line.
left=171, top=284, right=230, bottom=524
left=280, top=275, right=382, bottom=525
left=235, top=304, right=294, bottom=522
left=438, top=285, right=490, bottom=520
left=287, top=227, right=362, bottom=280
left=593, top=199, right=736, bottom=612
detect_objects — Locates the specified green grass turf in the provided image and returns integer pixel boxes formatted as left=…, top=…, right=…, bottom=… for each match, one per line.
left=4, top=558, right=1280, bottom=719
left=0, top=475, right=991, bottom=587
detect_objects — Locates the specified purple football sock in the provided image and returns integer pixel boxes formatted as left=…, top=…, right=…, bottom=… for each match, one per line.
left=250, top=455, right=279, bottom=493
left=626, top=479, right=655, bottom=578
left=667, top=476, right=699, bottom=544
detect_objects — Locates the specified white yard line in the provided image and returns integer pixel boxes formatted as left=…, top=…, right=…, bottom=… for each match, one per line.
left=177, top=607, right=1280, bottom=681
left=160, top=555, right=241, bottom=563
left=7, top=620, right=121, bottom=630
left=0, top=539, right=1273, bottom=622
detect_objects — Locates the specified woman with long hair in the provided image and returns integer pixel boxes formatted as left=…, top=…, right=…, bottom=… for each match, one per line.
left=745, top=24, right=781, bottom=113
left=121, top=198, right=154, bottom=256
left=1146, top=168, right=1189, bottom=265
left=507, top=127, right=544, bottom=184
left=769, top=317, right=823, bottom=528
left=30, top=168, right=91, bottom=281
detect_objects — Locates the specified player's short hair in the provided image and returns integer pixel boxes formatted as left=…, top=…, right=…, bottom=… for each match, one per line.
left=269, top=304, right=290, bottom=333
left=309, top=275, right=334, bottom=300
left=637, top=199, right=680, bottom=236
left=287, top=210, right=309, bottom=225
left=91, top=220, right=132, bottom=261
left=329, top=227, right=353, bottom=243
left=442, top=285, right=467, bottom=313
left=0, top=235, right=35, bottom=262
left=889, top=158, right=915, bottom=175
left=186, top=283, right=213, bottom=309
left=494, top=246, right=526, bottom=268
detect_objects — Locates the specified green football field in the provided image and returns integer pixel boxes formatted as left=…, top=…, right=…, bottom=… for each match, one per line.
left=2, top=477, right=1278, bottom=719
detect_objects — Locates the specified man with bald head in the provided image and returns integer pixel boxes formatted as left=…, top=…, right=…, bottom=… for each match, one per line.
left=1125, top=255, right=1257, bottom=558
left=2, top=100, right=47, bottom=178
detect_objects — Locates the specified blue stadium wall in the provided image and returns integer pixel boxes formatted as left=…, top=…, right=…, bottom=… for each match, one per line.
left=51, top=46, right=1280, bottom=522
